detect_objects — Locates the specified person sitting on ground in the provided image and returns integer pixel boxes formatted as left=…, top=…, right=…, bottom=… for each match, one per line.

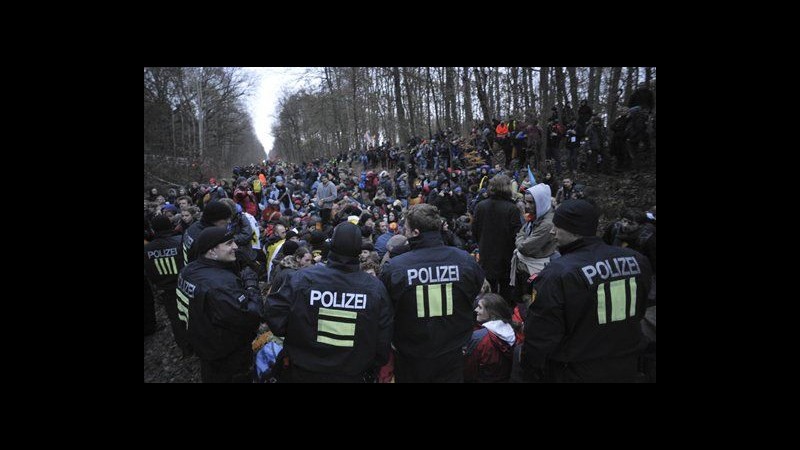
left=464, top=293, right=519, bottom=383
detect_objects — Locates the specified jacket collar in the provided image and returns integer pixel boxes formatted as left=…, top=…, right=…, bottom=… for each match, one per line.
left=558, top=236, right=602, bottom=255
left=327, top=251, right=361, bottom=273
left=409, top=230, right=443, bottom=250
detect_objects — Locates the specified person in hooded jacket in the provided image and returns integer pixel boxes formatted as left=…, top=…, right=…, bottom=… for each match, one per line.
left=464, top=293, right=519, bottom=383
left=510, top=183, right=558, bottom=301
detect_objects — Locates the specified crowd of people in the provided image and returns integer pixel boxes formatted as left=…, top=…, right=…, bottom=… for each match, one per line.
left=144, top=88, right=656, bottom=383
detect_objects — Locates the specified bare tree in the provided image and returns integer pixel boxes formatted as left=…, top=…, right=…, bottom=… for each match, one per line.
left=392, top=67, right=409, bottom=145
left=606, top=67, right=623, bottom=125
left=445, top=66, right=458, bottom=131
left=473, top=67, right=491, bottom=121
left=624, top=67, right=635, bottom=105
left=567, top=67, right=579, bottom=113
left=554, top=67, right=567, bottom=112
left=462, top=66, right=473, bottom=132
left=402, top=67, right=416, bottom=137
left=538, top=67, right=550, bottom=169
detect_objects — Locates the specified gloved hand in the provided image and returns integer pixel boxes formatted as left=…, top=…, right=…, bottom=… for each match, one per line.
left=241, top=267, right=259, bottom=290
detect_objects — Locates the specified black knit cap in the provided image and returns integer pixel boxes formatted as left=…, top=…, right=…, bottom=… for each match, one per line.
left=202, top=201, right=232, bottom=224
left=151, top=215, right=173, bottom=233
left=281, top=240, right=299, bottom=257
left=330, top=222, right=362, bottom=257
left=553, top=199, right=600, bottom=237
left=194, top=226, right=235, bottom=257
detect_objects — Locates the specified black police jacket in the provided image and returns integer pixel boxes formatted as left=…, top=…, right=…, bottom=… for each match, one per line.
left=380, top=231, right=485, bottom=359
left=144, top=231, right=184, bottom=290
left=522, top=237, right=652, bottom=376
left=178, top=258, right=263, bottom=362
left=265, top=252, right=392, bottom=376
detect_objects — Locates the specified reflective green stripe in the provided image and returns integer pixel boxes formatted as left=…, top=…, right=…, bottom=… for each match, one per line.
left=176, top=289, right=190, bottom=307
left=610, top=279, right=627, bottom=322
left=169, top=257, right=177, bottom=274
left=628, top=278, right=637, bottom=317
left=319, top=307, right=357, bottom=320
left=445, top=283, right=453, bottom=315
left=597, top=284, right=607, bottom=324
left=154, top=258, right=164, bottom=275
left=317, top=335, right=354, bottom=347
left=183, top=246, right=188, bottom=264
left=318, top=319, right=355, bottom=337
left=429, top=284, right=442, bottom=317
left=416, top=285, right=425, bottom=317
left=177, top=310, right=188, bottom=323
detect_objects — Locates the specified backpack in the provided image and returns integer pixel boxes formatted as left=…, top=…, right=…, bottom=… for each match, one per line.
left=253, top=179, right=262, bottom=193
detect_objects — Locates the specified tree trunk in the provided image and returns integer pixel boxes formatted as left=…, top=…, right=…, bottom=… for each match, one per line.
left=606, top=67, right=623, bottom=126
left=473, top=67, right=491, bottom=121
left=554, top=67, right=566, bottom=112
left=645, top=67, right=652, bottom=84
left=324, top=67, right=344, bottom=153
left=445, top=66, right=457, bottom=130
left=567, top=67, right=579, bottom=113
left=462, top=66, right=473, bottom=133
left=351, top=67, right=359, bottom=149
left=493, top=68, right=501, bottom=119
left=392, top=67, right=409, bottom=145
left=539, top=67, right=550, bottom=170
left=624, top=67, right=635, bottom=105
left=402, top=67, right=416, bottom=138
left=425, top=67, right=433, bottom=138
left=592, top=67, right=604, bottom=113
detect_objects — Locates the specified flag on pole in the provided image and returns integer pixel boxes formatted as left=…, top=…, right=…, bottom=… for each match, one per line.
left=527, top=165, right=536, bottom=185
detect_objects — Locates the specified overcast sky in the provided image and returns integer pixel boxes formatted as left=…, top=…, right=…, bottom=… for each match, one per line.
left=244, top=67, right=308, bottom=158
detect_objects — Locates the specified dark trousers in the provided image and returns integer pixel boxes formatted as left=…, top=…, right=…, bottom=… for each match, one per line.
left=487, top=276, right=515, bottom=308
left=144, top=277, right=156, bottom=336
left=547, top=354, right=644, bottom=383
left=200, top=347, right=252, bottom=383
left=160, top=290, right=191, bottom=355
left=395, top=348, right=464, bottom=383
left=285, top=366, right=368, bottom=383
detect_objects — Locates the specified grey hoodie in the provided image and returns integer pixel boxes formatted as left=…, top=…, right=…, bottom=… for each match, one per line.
left=515, top=184, right=557, bottom=258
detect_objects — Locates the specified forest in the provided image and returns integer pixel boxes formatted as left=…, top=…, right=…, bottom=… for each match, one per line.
left=144, top=67, right=655, bottom=179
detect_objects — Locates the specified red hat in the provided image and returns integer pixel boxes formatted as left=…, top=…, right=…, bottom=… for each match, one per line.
left=209, top=177, right=217, bottom=185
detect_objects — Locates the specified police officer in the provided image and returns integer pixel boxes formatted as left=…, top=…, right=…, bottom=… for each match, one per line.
left=380, top=204, right=485, bottom=382
left=265, top=222, right=392, bottom=382
left=521, top=200, right=652, bottom=382
left=144, top=215, right=189, bottom=356
left=178, top=226, right=264, bottom=383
